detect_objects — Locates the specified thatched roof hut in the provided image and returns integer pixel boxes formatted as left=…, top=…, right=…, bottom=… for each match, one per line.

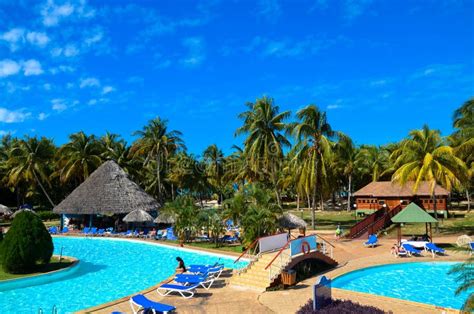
left=123, top=209, right=154, bottom=223
left=53, top=160, right=160, bottom=215
left=0, top=204, right=12, bottom=216
left=154, top=211, right=176, bottom=224
left=278, top=213, right=307, bottom=230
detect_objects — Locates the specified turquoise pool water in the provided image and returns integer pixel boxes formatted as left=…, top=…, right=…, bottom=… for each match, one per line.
left=332, top=262, right=471, bottom=309
left=0, top=237, right=248, bottom=314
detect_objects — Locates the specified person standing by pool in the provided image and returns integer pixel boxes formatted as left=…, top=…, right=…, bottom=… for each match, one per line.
left=176, top=257, right=186, bottom=273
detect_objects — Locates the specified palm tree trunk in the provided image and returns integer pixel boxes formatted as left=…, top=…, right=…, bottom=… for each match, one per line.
left=466, top=190, right=471, bottom=212
left=156, top=154, right=162, bottom=204
left=320, top=192, right=324, bottom=211
left=296, top=194, right=300, bottom=211
left=311, top=184, right=317, bottom=229
left=171, top=183, right=175, bottom=200
left=432, top=193, right=439, bottom=233
left=347, top=174, right=352, bottom=211
left=33, top=170, right=55, bottom=207
left=275, top=189, right=282, bottom=208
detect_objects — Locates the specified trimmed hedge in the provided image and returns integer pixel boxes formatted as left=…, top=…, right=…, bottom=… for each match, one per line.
left=297, top=299, right=386, bottom=314
left=0, top=211, right=53, bottom=273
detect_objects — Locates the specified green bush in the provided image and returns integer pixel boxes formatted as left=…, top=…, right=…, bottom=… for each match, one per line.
left=0, top=211, right=53, bottom=273
left=37, top=210, right=60, bottom=221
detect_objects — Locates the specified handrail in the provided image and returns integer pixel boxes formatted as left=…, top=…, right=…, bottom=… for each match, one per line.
left=264, top=239, right=292, bottom=270
left=314, top=233, right=336, bottom=248
left=234, top=232, right=288, bottom=263
left=234, top=238, right=259, bottom=264
left=368, top=204, right=403, bottom=235
left=348, top=206, right=385, bottom=238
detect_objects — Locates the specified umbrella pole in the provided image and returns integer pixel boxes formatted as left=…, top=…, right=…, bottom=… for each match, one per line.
left=397, top=224, right=401, bottom=245
left=425, top=223, right=428, bottom=236
left=429, top=223, right=432, bottom=242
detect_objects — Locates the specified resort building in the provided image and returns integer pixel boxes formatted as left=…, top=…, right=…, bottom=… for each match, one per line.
left=353, top=181, right=450, bottom=211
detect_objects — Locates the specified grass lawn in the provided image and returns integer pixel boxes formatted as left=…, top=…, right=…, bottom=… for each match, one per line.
left=384, top=211, right=474, bottom=237
left=286, top=209, right=358, bottom=231
left=0, top=256, right=74, bottom=281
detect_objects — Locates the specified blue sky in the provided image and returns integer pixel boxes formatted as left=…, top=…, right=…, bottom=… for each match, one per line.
left=0, top=0, right=473, bottom=154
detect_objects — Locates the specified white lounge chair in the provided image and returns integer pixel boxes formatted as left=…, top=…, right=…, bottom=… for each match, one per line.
left=156, top=283, right=199, bottom=299
left=129, top=294, right=176, bottom=314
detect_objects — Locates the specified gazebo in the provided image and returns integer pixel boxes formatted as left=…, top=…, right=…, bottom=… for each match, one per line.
left=53, top=160, right=160, bottom=229
left=391, top=202, right=438, bottom=244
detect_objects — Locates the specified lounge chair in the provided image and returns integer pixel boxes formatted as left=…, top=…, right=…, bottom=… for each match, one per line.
left=470, top=242, right=474, bottom=256
left=90, top=227, right=98, bottom=236
left=166, top=227, right=177, bottom=240
left=174, top=273, right=216, bottom=290
left=82, top=227, right=90, bottom=235
left=402, top=243, right=422, bottom=256
left=220, top=235, right=238, bottom=244
left=61, top=227, right=69, bottom=233
left=49, top=226, right=58, bottom=234
left=140, top=229, right=149, bottom=238
left=129, top=294, right=176, bottom=314
left=156, top=283, right=199, bottom=299
left=364, top=234, right=378, bottom=247
left=97, top=228, right=105, bottom=236
left=188, top=264, right=224, bottom=278
left=155, top=230, right=163, bottom=240
left=425, top=242, right=445, bottom=257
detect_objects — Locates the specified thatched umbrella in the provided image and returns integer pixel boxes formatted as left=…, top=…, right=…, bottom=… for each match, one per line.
left=53, top=161, right=160, bottom=216
left=123, top=209, right=154, bottom=223
left=11, top=208, right=36, bottom=218
left=0, top=204, right=12, bottom=216
left=279, top=213, right=307, bottom=235
left=154, top=212, right=176, bottom=224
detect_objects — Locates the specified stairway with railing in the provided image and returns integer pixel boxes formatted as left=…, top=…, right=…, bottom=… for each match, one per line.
left=348, top=204, right=404, bottom=238
left=230, top=233, right=337, bottom=291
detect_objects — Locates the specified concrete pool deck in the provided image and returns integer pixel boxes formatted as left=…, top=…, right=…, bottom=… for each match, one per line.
left=77, top=234, right=469, bottom=314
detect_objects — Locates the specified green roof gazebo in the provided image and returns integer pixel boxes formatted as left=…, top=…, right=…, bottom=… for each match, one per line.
left=391, top=202, right=438, bottom=244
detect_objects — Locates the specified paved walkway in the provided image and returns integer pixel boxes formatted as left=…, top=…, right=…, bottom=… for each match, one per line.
left=80, top=235, right=469, bottom=314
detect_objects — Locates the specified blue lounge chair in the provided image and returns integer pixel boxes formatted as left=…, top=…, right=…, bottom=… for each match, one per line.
left=166, top=227, right=177, bottom=240
left=364, top=234, right=378, bottom=247
left=174, top=273, right=215, bottom=290
left=82, top=227, right=90, bottom=235
left=402, top=243, right=422, bottom=256
left=49, top=226, right=58, bottom=234
left=97, top=229, right=105, bottom=236
left=425, top=242, right=445, bottom=257
left=188, top=264, right=224, bottom=278
left=129, top=294, right=176, bottom=314
left=156, top=283, right=199, bottom=299
left=470, top=242, right=474, bottom=256
left=220, top=235, right=238, bottom=244
left=90, top=227, right=98, bottom=236
left=61, top=227, right=69, bottom=233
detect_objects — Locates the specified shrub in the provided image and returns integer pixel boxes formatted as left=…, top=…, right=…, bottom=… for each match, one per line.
left=1, top=211, right=53, bottom=273
left=297, top=299, right=386, bottom=314
left=37, top=210, right=60, bottom=221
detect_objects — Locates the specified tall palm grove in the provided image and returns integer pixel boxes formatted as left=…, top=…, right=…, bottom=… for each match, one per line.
left=0, top=97, right=472, bottom=244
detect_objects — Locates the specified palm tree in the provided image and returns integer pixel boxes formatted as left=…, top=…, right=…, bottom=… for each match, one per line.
left=7, top=136, right=56, bottom=207
left=203, top=144, right=225, bottom=203
left=357, top=145, right=390, bottom=182
left=391, top=125, right=467, bottom=231
left=56, top=132, right=103, bottom=185
left=334, top=133, right=360, bottom=211
left=448, top=256, right=473, bottom=311
left=132, top=117, right=185, bottom=203
left=291, top=104, right=335, bottom=228
left=235, top=96, right=290, bottom=206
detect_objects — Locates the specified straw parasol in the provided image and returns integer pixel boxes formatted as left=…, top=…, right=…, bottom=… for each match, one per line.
left=0, top=204, right=12, bottom=216
left=154, top=211, right=176, bottom=224
left=11, top=208, right=36, bottom=218
left=278, top=213, right=307, bottom=230
left=123, top=209, right=154, bottom=223
left=53, top=160, right=160, bottom=215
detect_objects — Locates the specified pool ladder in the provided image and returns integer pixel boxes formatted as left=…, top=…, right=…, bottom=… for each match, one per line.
left=38, top=305, right=58, bottom=314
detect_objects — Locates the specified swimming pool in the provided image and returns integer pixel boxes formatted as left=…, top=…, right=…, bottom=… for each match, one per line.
left=0, top=237, right=248, bottom=314
left=332, top=262, right=471, bottom=310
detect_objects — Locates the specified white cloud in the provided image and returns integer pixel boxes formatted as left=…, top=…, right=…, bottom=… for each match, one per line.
left=343, top=0, right=374, bottom=22
left=38, top=112, right=49, bottom=120
left=51, top=44, right=80, bottom=57
left=0, top=59, right=21, bottom=77
left=26, top=31, right=50, bottom=47
left=180, top=37, right=205, bottom=67
left=0, top=28, right=24, bottom=51
left=84, top=29, right=103, bottom=46
left=41, top=0, right=75, bottom=26
left=102, top=85, right=115, bottom=94
left=80, top=77, right=100, bottom=88
left=0, top=107, right=31, bottom=123
left=327, top=104, right=342, bottom=110
left=370, top=79, right=387, bottom=87
left=256, top=0, right=282, bottom=23
left=50, top=65, right=75, bottom=74
left=87, top=99, right=97, bottom=105
left=22, top=59, right=44, bottom=76
left=43, top=83, right=51, bottom=90
left=51, top=99, right=67, bottom=111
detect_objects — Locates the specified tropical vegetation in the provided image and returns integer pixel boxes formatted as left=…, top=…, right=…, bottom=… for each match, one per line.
left=0, top=97, right=472, bottom=245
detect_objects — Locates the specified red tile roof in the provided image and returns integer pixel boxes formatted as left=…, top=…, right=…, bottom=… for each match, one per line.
left=353, top=181, right=450, bottom=197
